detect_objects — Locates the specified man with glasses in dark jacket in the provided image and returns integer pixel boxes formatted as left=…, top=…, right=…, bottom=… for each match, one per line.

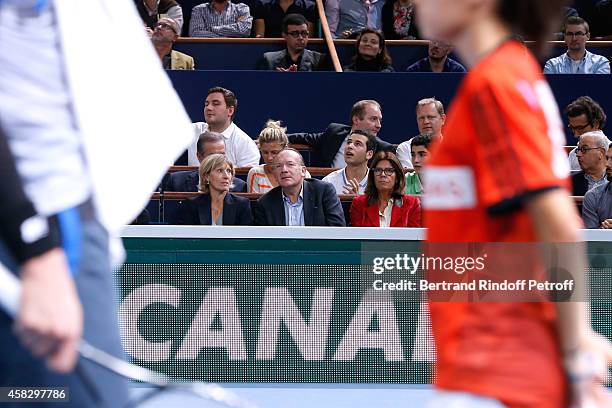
left=258, top=14, right=325, bottom=71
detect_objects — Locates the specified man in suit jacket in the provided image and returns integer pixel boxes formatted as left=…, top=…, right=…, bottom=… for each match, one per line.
left=257, top=14, right=324, bottom=71
left=254, top=149, right=345, bottom=226
left=151, top=17, right=195, bottom=70
left=287, top=99, right=395, bottom=167
left=164, top=131, right=246, bottom=192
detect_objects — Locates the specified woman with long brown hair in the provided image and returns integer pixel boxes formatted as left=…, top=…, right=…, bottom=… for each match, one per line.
left=344, top=28, right=395, bottom=72
left=350, top=151, right=420, bottom=227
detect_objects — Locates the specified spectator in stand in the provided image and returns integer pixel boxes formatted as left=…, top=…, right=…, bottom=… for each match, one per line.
left=287, top=99, right=395, bottom=167
left=189, top=0, right=252, bottom=38
left=190, top=87, right=260, bottom=167
left=177, top=154, right=252, bottom=225
left=571, top=0, right=612, bottom=37
left=322, top=129, right=375, bottom=195
left=257, top=14, right=325, bottom=71
left=254, top=149, right=346, bottom=226
left=247, top=120, right=311, bottom=193
left=596, top=1, right=612, bottom=36
left=165, top=131, right=247, bottom=192
left=138, top=0, right=184, bottom=33
left=344, top=28, right=395, bottom=72
left=381, top=0, right=419, bottom=40
left=252, top=0, right=315, bottom=38
left=325, top=0, right=385, bottom=38
left=406, top=40, right=466, bottom=72
left=565, top=96, right=608, bottom=171
left=544, top=16, right=610, bottom=74
left=571, top=131, right=609, bottom=196
left=350, top=151, right=421, bottom=227
left=405, top=133, right=432, bottom=195
left=396, top=98, right=446, bottom=169
left=582, top=143, right=612, bottom=228
left=150, top=18, right=195, bottom=70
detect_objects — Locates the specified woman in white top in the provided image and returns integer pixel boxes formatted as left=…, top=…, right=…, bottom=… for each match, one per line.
left=247, top=120, right=311, bottom=193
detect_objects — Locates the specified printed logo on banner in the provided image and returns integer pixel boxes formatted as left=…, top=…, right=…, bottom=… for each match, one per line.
left=422, top=166, right=477, bottom=210
left=115, top=263, right=436, bottom=383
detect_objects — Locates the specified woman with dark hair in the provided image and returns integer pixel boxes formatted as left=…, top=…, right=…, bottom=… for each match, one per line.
left=416, top=0, right=612, bottom=407
left=350, top=151, right=420, bottom=227
left=178, top=154, right=252, bottom=225
left=344, top=28, right=395, bottom=72
left=381, top=0, right=419, bottom=40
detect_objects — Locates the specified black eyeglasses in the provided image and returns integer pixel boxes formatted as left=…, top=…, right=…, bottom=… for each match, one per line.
left=568, top=123, right=592, bottom=133
left=565, top=31, right=587, bottom=38
left=155, top=23, right=177, bottom=34
left=576, top=146, right=603, bottom=154
left=372, top=167, right=395, bottom=176
left=286, top=30, right=309, bottom=38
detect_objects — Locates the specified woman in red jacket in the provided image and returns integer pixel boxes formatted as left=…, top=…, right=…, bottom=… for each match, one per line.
left=350, top=151, right=421, bottom=227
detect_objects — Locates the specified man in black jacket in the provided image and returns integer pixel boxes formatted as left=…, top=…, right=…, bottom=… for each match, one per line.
left=257, top=14, right=324, bottom=71
left=287, top=99, right=395, bottom=167
left=254, top=149, right=345, bottom=226
left=164, top=131, right=246, bottom=192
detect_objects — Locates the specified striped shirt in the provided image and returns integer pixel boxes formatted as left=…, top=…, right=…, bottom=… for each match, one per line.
left=189, top=2, right=252, bottom=38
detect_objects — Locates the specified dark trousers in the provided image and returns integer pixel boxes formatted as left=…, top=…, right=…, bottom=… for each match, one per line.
left=0, top=214, right=129, bottom=407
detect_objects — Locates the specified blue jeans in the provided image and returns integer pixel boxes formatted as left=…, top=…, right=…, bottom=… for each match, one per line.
left=0, top=215, right=129, bottom=407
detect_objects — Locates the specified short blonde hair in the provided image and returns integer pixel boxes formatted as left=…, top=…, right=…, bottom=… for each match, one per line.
left=198, top=154, right=235, bottom=193
left=416, top=97, right=445, bottom=116
left=257, top=120, right=289, bottom=149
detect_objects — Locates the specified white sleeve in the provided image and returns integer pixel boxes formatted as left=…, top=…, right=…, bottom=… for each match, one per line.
left=188, top=122, right=208, bottom=166
left=167, top=5, right=184, bottom=33
left=568, top=148, right=580, bottom=172
left=230, top=129, right=260, bottom=167
left=396, top=140, right=413, bottom=169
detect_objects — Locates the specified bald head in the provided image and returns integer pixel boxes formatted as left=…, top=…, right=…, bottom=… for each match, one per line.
left=577, top=131, right=609, bottom=175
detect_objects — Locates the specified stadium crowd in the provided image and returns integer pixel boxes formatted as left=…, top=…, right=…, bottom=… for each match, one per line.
left=139, top=1, right=611, bottom=73
left=139, top=84, right=612, bottom=229
left=132, top=1, right=612, bottom=228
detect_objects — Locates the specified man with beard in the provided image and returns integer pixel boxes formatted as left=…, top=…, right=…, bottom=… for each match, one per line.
left=571, top=131, right=609, bottom=196
left=150, top=17, right=194, bottom=70
left=258, top=14, right=324, bottom=71
left=189, top=0, right=252, bottom=38
left=406, top=39, right=466, bottom=72
left=544, top=16, right=610, bottom=74
left=565, top=96, right=608, bottom=171
left=582, top=142, right=612, bottom=228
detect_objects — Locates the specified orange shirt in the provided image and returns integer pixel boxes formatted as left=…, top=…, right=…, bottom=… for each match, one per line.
left=423, top=41, right=571, bottom=408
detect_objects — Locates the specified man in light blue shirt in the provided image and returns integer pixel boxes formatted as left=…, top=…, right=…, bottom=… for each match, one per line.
left=325, top=0, right=384, bottom=38
left=544, top=16, right=610, bottom=74
left=254, top=148, right=346, bottom=226
left=282, top=186, right=306, bottom=226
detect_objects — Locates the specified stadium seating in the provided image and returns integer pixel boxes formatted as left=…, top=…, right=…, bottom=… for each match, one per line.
left=169, top=70, right=612, bottom=146
left=173, top=38, right=612, bottom=71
